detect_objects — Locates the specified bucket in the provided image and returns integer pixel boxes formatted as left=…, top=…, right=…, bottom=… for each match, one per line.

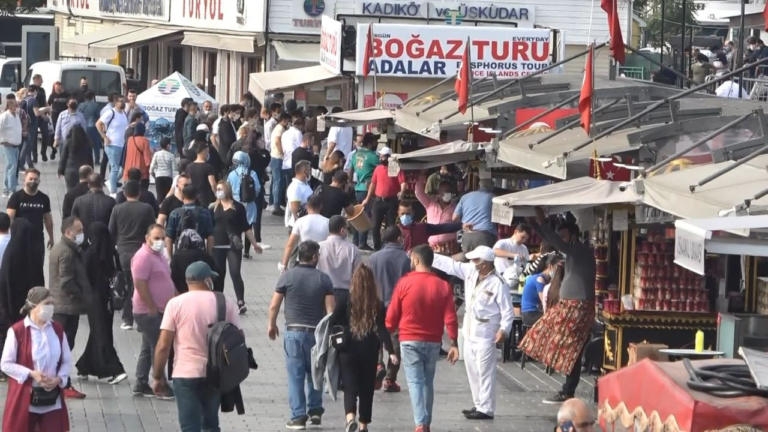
left=347, top=204, right=372, bottom=232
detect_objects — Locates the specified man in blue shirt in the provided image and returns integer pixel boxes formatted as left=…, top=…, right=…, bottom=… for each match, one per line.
left=521, top=254, right=562, bottom=326
left=53, top=98, right=86, bottom=150
left=453, top=179, right=496, bottom=255
left=77, top=91, right=102, bottom=165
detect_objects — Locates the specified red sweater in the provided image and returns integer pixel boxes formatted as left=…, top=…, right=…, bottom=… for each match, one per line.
left=385, top=271, right=458, bottom=343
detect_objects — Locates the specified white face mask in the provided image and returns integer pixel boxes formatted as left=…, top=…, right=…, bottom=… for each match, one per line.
left=441, top=193, right=453, bottom=203
left=38, top=304, right=54, bottom=323
left=215, top=190, right=226, bottom=200
left=150, top=240, right=164, bottom=252
left=74, top=232, right=85, bottom=245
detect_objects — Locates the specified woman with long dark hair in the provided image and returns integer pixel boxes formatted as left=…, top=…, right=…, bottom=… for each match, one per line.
left=544, top=263, right=565, bottom=313
left=57, top=124, right=94, bottom=190
left=75, top=222, right=127, bottom=383
left=331, top=264, right=396, bottom=432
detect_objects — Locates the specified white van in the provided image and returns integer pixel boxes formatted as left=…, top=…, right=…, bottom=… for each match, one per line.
left=24, top=61, right=126, bottom=104
left=0, top=57, right=21, bottom=98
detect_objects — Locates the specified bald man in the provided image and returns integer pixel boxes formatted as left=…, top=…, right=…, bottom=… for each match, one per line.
left=556, top=398, right=595, bottom=432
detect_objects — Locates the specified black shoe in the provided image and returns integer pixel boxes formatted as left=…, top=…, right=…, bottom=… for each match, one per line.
left=41, top=153, right=47, bottom=162
left=461, top=407, right=476, bottom=416
left=464, top=410, right=493, bottom=420
left=132, top=382, right=155, bottom=397
left=285, top=415, right=307, bottom=430
left=243, top=253, right=252, bottom=259
left=50, top=149, right=56, bottom=160
left=359, top=245, right=373, bottom=251
left=308, top=409, right=323, bottom=425
left=272, top=209, right=285, bottom=216
left=542, top=392, right=572, bottom=405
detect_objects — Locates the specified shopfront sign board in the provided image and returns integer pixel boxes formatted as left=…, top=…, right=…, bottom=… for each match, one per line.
left=358, top=2, right=535, bottom=24
left=48, top=0, right=171, bottom=22
left=170, top=0, right=265, bottom=32
left=674, top=225, right=706, bottom=275
left=491, top=203, right=514, bottom=226
left=355, top=24, right=552, bottom=78
left=320, top=15, right=342, bottom=75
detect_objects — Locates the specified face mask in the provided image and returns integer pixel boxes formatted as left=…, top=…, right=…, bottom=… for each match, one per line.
left=26, top=181, right=39, bottom=192
left=399, top=214, right=413, bottom=226
left=441, top=193, right=453, bottom=203
left=216, top=190, right=226, bottom=200
left=74, top=232, right=85, bottom=245
left=38, top=304, right=54, bottom=323
left=150, top=240, right=164, bottom=252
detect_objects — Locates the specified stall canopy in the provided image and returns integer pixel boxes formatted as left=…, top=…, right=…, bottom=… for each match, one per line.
left=491, top=177, right=641, bottom=225
left=248, top=65, right=342, bottom=103
left=181, top=32, right=259, bottom=53
left=390, top=141, right=485, bottom=171
left=272, top=41, right=319, bottom=63
left=323, top=107, right=394, bottom=127
left=60, top=25, right=141, bottom=58
left=137, top=72, right=216, bottom=122
left=89, top=27, right=179, bottom=59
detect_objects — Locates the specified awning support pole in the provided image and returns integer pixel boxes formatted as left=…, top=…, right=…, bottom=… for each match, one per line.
left=502, top=94, right=579, bottom=139
left=644, top=111, right=756, bottom=175
left=690, top=112, right=768, bottom=192
left=566, top=56, right=768, bottom=157
left=442, top=42, right=610, bottom=121
left=528, top=98, right=623, bottom=148
left=403, top=74, right=456, bottom=105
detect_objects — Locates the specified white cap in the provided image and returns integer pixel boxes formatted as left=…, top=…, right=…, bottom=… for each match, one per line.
left=196, top=124, right=210, bottom=132
left=465, top=245, right=495, bottom=262
left=378, top=146, right=392, bottom=156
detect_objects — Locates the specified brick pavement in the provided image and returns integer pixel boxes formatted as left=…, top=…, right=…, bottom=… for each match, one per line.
left=0, top=161, right=597, bottom=431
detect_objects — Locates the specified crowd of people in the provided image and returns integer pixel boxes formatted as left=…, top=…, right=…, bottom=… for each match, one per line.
left=0, top=80, right=598, bottom=432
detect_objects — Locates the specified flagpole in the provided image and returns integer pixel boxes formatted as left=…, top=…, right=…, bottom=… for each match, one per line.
left=371, top=24, right=379, bottom=108
left=468, top=37, right=474, bottom=143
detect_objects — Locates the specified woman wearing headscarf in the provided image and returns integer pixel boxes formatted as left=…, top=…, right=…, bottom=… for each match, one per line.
left=1, top=286, right=71, bottom=432
left=0, top=218, right=44, bottom=342
left=227, top=150, right=267, bottom=257
left=57, top=124, right=94, bottom=190
left=75, top=222, right=127, bottom=384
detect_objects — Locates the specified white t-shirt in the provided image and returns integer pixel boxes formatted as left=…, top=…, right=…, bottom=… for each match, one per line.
left=212, top=117, right=222, bottom=136
left=264, top=117, right=277, bottom=146
left=281, top=127, right=303, bottom=169
left=327, top=126, right=354, bottom=157
left=98, top=108, right=129, bottom=147
left=493, top=238, right=530, bottom=275
left=291, top=213, right=329, bottom=242
left=284, top=178, right=313, bottom=227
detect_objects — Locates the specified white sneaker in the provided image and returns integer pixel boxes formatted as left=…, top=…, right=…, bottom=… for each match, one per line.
left=108, top=372, right=127, bottom=385
left=265, top=205, right=275, bottom=212
left=77, top=374, right=89, bottom=381
left=258, top=243, right=272, bottom=250
left=120, top=322, right=133, bottom=331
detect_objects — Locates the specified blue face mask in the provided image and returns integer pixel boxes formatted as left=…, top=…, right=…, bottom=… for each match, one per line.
left=399, top=214, right=413, bottom=226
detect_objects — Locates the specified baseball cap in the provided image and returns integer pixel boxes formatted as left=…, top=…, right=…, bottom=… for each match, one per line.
left=465, top=245, right=495, bottom=262
left=378, top=146, right=392, bottom=156
left=196, top=123, right=210, bottom=132
left=185, top=261, right=219, bottom=281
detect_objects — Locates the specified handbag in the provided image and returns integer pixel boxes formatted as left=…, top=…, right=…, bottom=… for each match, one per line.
left=330, top=325, right=349, bottom=351
left=109, top=271, right=128, bottom=311
left=30, top=386, right=60, bottom=407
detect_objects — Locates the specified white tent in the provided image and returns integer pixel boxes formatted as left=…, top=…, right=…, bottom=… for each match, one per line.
left=137, top=72, right=216, bottom=121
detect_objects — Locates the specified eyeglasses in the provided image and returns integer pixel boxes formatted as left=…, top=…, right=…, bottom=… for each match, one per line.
left=554, top=420, right=596, bottom=432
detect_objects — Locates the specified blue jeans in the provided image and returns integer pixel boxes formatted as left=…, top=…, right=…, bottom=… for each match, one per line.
left=18, top=136, right=33, bottom=170
left=1, top=145, right=19, bottom=192
left=173, top=378, right=221, bottom=432
left=352, top=190, right=370, bottom=247
left=269, top=157, right=283, bottom=207
left=27, top=117, right=38, bottom=162
left=86, top=125, right=103, bottom=165
left=400, top=341, right=441, bottom=427
left=104, top=144, right=123, bottom=193
left=284, top=329, right=323, bottom=420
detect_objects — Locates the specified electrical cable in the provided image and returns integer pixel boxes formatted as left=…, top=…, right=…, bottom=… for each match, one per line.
left=684, top=359, right=768, bottom=398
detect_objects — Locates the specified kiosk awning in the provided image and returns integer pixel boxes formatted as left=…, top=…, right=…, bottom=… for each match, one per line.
left=323, top=108, right=394, bottom=127
left=89, top=27, right=179, bottom=59
left=248, top=65, right=341, bottom=103
left=181, top=32, right=259, bottom=53
left=390, top=141, right=484, bottom=171
left=491, top=177, right=642, bottom=225
left=60, top=25, right=140, bottom=57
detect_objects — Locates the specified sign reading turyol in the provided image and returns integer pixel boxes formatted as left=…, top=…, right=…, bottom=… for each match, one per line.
left=355, top=24, right=552, bottom=78
left=359, top=2, right=535, bottom=23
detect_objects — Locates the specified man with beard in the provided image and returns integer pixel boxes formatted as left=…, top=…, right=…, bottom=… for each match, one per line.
left=6, top=168, right=54, bottom=265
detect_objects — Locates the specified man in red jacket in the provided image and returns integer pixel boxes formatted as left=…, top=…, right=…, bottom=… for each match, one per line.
left=386, top=244, right=459, bottom=432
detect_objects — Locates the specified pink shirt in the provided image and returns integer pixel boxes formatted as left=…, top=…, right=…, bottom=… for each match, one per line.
left=130, top=244, right=175, bottom=314
left=415, top=180, right=457, bottom=246
left=160, top=290, right=241, bottom=378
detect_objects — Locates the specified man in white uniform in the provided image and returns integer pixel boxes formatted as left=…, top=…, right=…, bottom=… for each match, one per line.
left=432, top=245, right=513, bottom=420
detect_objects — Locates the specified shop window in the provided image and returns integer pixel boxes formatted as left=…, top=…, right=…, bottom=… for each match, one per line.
left=240, top=55, right=260, bottom=98
left=204, top=50, right=217, bottom=98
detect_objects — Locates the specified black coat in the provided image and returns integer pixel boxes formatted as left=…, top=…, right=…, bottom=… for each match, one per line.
left=62, top=181, right=90, bottom=219
left=0, top=218, right=44, bottom=333
left=174, top=109, right=187, bottom=156
left=71, top=191, right=116, bottom=230
left=58, top=126, right=94, bottom=183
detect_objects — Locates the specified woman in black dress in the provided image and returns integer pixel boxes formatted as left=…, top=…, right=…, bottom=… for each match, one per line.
left=75, top=222, right=127, bottom=384
left=58, top=124, right=94, bottom=190
left=0, top=218, right=44, bottom=341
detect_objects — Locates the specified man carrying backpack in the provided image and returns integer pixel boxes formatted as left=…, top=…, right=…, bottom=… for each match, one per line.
left=152, top=261, right=244, bottom=431
left=165, top=184, right=214, bottom=258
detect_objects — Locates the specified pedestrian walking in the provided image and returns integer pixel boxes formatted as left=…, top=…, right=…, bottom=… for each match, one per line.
left=52, top=97, right=85, bottom=152
left=78, top=91, right=102, bottom=165
left=164, top=184, right=215, bottom=257
left=57, top=124, right=94, bottom=190
left=281, top=194, right=328, bottom=270
left=227, top=149, right=269, bottom=256
left=115, top=167, right=159, bottom=215
left=186, top=140, right=217, bottom=208
left=0, top=98, right=23, bottom=196
left=157, top=173, right=189, bottom=226
left=169, top=229, right=217, bottom=294
left=1, top=287, right=71, bottom=432
left=385, top=245, right=460, bottom=432
left=110, top=180, right=156, bottom=330
left=285, top=159, right=314, bottom=231
left=317, top=215, right=362, bottom=306
left=49, top=216, right=89, bottom=399
left=331, top=264, right=396, bottom=432
left=7, top=168, right=54, bottom=267
left=150, top=137, right=175, bottom=201
left=122, top=122, right=152, bottom=190
left=75, top=221, right=127, bottom=384
left=269, top=112, right=291, bottom=216
left=211, top=180, right=260, bottom=313
left=96, top=94, right=129, bottom=194
left=432, top=245, right=514, bottom=420
left=368, top=226, right=411, bottom=392
left=62, top=165, right=92, bottom=219
left=19, top=85, right=41, bottom=168
left=129, top=224, right=175, bottom=399
left=361, top=146, right=405, bottom=250
left=268, top=240, right=335, bottom=430
left=70, top=173, right=115, bottom=231
left=152, top=261, right=242, bottom=432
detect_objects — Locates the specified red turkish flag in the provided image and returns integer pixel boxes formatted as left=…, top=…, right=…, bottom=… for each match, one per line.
left=601, top=0, right=626, bottom=64
left=362, top=23, right=374, bottom=77
left=579, top=44, right=594, bottom=135
left=590, top=155, right=633, bottom=181
left=455, top=38, right=471, bottom=114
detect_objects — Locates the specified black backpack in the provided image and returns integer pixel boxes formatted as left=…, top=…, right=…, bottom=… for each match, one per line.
left=175, top=208, right=200, bottom=249
left=207, top=292, right=249, bottom=392
left=239, top=171, right=257, bottom=203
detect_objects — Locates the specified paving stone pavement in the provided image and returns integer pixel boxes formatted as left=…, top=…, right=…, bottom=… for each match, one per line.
left=0, top=161, right=597, bottom=431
